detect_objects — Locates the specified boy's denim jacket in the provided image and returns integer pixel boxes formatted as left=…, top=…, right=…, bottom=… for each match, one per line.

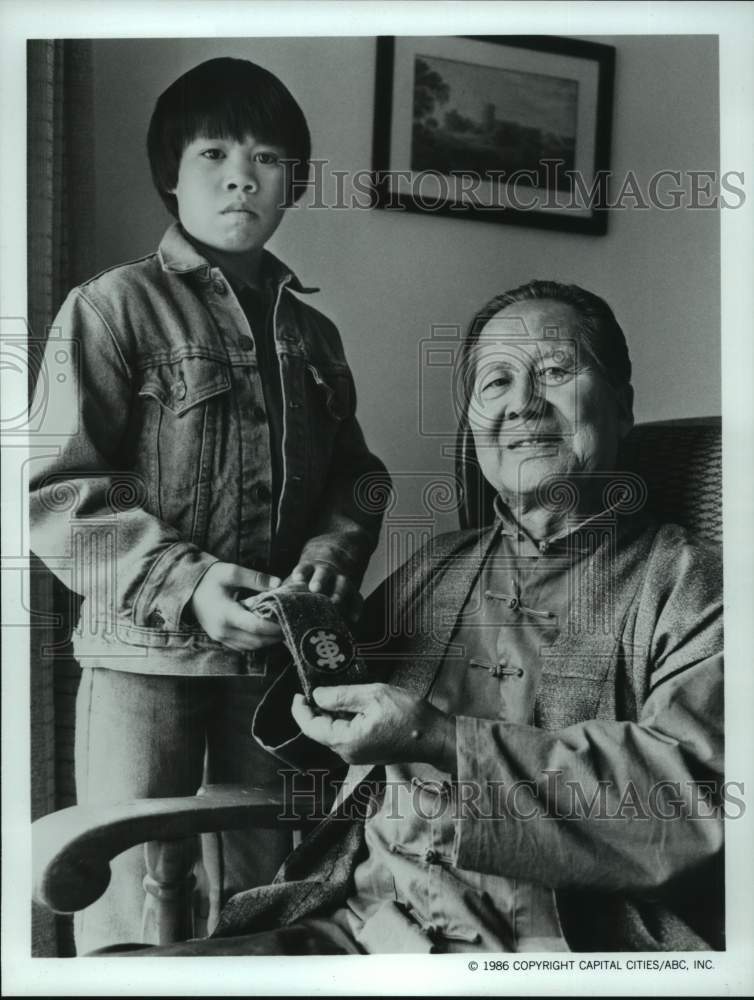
left=29, top=224, right=389, bottom=675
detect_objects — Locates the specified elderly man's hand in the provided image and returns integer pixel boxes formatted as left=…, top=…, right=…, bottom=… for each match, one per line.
left=291, top=683, right=457, bottom=772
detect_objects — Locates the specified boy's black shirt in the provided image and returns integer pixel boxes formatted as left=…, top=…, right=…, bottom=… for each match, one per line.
left=235, top=282, right=284, bottom=520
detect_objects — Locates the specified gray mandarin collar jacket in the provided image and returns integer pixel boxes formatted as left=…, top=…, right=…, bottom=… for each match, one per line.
left=227, top=513, right=724, bottom=952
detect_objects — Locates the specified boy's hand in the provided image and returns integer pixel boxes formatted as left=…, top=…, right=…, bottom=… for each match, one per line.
left=286, top=561, right=363, bottom=622
left=190, top=562, right=283, bottom=651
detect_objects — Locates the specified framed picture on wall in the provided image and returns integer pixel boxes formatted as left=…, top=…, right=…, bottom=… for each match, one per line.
left=372, top=35, right=615, bottom=234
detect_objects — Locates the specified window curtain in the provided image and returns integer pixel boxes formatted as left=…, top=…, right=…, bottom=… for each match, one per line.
left=27, top=38, right=94, bottom=958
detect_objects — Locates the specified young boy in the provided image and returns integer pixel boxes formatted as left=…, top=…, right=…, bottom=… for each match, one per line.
left=29, top=57, right=388, bottom=953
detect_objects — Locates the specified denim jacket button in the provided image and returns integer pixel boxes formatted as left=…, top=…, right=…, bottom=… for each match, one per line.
left=147, top=610, right=165, bottom=629
left=213, top=279, right=227, bottom=295
left=173, top=379, right=187, bottom=401
left=253, top=483, right=271, bottom=503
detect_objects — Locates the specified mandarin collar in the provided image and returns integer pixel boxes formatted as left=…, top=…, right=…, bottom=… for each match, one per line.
left=492, top=492, right=646, bottom=555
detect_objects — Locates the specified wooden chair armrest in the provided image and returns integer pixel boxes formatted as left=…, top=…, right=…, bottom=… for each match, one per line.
left=33, top=783, right=322, bottom=915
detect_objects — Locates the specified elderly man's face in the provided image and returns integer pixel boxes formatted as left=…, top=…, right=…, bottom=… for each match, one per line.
left=467, top=299, right=633, bottom=503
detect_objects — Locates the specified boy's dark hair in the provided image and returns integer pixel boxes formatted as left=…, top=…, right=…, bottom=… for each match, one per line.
left=147, top=57, right=311, bottom=217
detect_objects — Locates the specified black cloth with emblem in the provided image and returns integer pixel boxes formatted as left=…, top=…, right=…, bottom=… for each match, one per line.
left=243, top=589, right=371, bottom=702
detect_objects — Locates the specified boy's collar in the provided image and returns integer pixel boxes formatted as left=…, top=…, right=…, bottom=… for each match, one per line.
left=157, top=222, right=318, bottom=294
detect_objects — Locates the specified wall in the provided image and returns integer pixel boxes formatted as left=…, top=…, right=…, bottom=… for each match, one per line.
left=91, top=35, right=720, bottom=592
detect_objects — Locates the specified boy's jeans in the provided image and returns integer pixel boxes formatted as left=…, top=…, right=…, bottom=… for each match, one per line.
left=73, top=665, right=293, bottom=955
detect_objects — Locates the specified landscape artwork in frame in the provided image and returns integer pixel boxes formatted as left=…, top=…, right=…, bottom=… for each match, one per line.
left=372, top=35, right=615, bottom=234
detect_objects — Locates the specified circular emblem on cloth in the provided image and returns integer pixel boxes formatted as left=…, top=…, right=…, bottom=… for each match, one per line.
left=300, top=627, right=354, bottom=675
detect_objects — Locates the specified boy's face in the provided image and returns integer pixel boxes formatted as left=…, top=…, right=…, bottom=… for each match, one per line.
left=169, top=133, right=288, bottom=254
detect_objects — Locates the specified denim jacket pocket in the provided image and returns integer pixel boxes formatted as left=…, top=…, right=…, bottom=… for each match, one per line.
left=306, top=362, right=355, bottom=422
left=138, top=354, right=231, bottom=415
left=136, top=356, right=232, bottom=541
left=302, top=363, right=356, bottom=498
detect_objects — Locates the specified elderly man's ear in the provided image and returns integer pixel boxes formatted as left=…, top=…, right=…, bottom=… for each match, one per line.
left=617, top=384, right=635, bottom=439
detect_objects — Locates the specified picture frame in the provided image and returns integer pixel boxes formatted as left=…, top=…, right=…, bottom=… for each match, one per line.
left=372, top=35, right=616, bottom=234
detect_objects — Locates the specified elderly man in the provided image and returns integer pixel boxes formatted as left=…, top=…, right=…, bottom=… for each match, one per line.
left=113, top=280, right=723, bottom=956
